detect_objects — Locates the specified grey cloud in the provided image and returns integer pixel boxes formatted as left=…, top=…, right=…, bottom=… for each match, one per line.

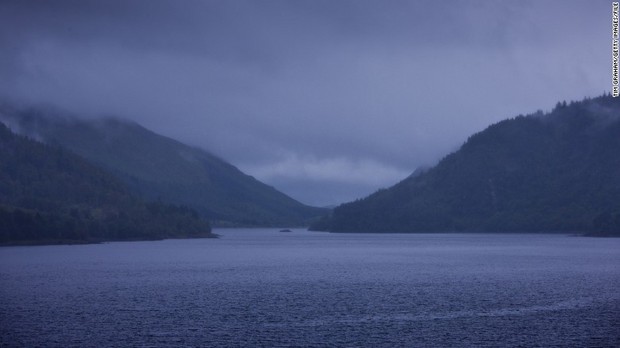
left=0, top=0, right=610, bottom=206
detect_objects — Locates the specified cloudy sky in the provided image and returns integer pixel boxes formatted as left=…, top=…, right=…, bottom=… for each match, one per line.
left=0, top=0, right=611, bottom=206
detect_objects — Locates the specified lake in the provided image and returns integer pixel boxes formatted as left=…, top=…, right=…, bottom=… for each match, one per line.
left=1, top=229, right=619, bottom=347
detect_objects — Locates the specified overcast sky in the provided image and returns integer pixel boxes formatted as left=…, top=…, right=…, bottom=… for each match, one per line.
left=0, top=0, right=611, bottom=206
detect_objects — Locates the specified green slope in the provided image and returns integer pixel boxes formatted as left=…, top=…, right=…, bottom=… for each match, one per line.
left=1, top=106, right=326, bottom=227
left=0, top=122, right=213, bottom=244
left=312, top=95, right=620, bottom=235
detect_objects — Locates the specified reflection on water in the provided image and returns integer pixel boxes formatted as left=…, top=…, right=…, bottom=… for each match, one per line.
left=1, top=229, right=619, bottom=347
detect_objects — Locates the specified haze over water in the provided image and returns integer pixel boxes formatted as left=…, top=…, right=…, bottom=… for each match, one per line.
left=1, top=229, right=619, bottom=347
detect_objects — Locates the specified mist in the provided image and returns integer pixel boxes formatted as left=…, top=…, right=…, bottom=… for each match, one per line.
left=0, top=0, right=609, bottom=206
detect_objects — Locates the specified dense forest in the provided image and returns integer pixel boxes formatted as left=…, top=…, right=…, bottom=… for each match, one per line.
left=0, top=107, right=326, bottom=227
left=311, top=94, right=620, bottom=236
left=0, top=122, right=213, bottom=244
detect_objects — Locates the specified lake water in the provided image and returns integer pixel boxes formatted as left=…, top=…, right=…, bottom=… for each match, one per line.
left=1, top=229, right=619, bottom=347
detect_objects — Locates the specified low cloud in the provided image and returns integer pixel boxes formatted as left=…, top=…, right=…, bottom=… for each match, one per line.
left=245, top=153, right=410, bottom=187
left=0, top=0, right=609, bottom=206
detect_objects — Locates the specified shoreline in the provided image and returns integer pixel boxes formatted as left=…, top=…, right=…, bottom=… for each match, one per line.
left=0, top=233, right=219, bottom=247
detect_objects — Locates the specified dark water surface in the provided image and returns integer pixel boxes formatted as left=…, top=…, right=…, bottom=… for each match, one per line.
left=1, top=229, right=619, bottom=347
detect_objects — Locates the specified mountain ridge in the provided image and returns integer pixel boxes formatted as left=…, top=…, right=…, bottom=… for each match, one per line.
left=0, top=104, right=326, bottom=227
left=0, top=121, right=214, bottom=244
left=311, top=94, right=620, bottom=236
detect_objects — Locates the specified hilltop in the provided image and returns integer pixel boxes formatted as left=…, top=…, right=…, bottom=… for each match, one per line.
left=0, top=105, right=326, bottom=227
left=311, top=95, right=620, bottom=236
left=0, top=122, right=214, bottom=244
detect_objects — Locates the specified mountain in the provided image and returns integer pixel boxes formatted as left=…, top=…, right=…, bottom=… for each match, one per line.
left=311, top=95, right=620, bottom=236
left=0, top=121, right=213, bottom=244
left=0, top=104, right=326, bottom=227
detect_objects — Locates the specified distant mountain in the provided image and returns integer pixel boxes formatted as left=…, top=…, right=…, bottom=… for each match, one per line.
left=311, top=95, right=620, bottom=236
left=0, top=104, right=326, bottom=227
left=0, top=122, right=213, bottom=244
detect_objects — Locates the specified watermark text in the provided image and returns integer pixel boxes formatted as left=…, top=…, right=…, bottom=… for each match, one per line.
left=612, top=2, right=619, bottom=96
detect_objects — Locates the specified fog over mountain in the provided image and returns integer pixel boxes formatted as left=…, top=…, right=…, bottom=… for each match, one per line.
left=311, top=95, right=620, bottom=235
left=0, top=0, right=609, bottom=206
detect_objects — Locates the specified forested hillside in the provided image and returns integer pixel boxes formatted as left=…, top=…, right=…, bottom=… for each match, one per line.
left=312, top=95, right=620, bottom=236
left=1, top=107, right=325, bottom=227
left=0, top=122, right=213, bottom=244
